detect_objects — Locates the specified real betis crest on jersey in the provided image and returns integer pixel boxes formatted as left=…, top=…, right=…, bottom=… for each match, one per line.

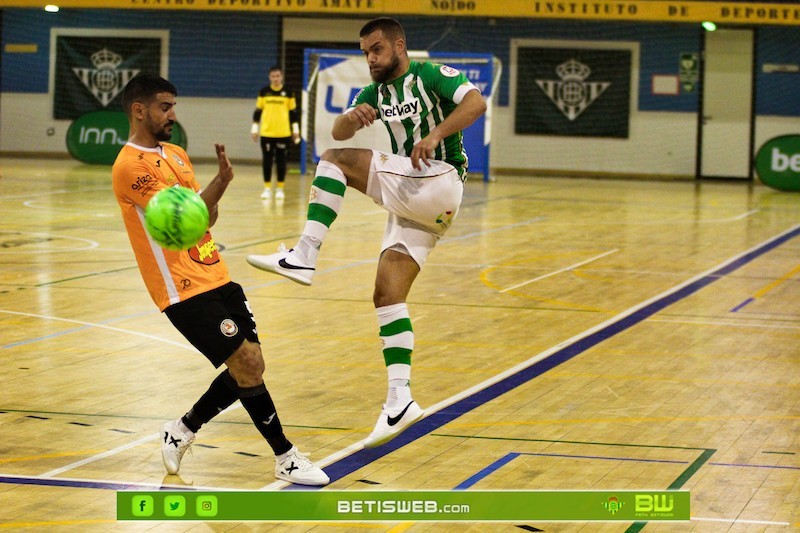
left=354, top=61, right=474, bottom=176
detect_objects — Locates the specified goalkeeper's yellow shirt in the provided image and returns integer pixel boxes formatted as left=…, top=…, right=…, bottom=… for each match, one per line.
left=253, top=84, right=298, bottom=138
left=112, top=142, right=230, bottom=311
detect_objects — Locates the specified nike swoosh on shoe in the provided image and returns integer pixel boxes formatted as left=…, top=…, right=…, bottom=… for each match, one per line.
left=387, top=401, right=414, bottom=427
left=278, top=258, right=315, bottom=271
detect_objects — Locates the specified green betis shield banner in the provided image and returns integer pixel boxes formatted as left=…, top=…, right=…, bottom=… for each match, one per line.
left=54, top=35, right=162, bottom=120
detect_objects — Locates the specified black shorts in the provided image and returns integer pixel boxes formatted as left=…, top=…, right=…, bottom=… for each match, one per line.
left=164, top=281, right=260, bottom=368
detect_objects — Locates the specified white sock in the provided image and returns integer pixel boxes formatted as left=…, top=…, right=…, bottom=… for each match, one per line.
left=386, top=364, right=412, bottom=410
left=276, top=445, right=297, bottom=461
left=292, top=235, right=321, bottom=266
left=177, top=420, right=194, bottom=437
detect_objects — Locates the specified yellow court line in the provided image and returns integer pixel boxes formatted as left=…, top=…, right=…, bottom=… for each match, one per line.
left=753, top=263, right=800, bottom=299
left=386, top=523, right=416, bottom=533
left=547, top=371, right=800, bottom=388
left=0, top=519, right=114, bottom=529
left=0, top=450, right=103, bottom=464
left=445, top=413, right=800, bottom=429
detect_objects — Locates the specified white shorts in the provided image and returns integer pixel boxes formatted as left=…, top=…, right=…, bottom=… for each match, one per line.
left=366, top=150, right=464, bottom=267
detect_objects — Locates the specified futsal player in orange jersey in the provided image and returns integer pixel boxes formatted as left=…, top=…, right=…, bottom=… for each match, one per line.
left=112, top=73, right=328, bottom=485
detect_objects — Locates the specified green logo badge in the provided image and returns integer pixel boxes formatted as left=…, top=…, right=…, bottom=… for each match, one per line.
left=131, top=495, right=154, bottom=517
left=602, top=495, right=624, bottom=515
left=65, top=110, right=188, bottom=165
left=755, top=135, right=800, bottom=191
left=164, top=495, right=186, bottom=517
left=196, top=495, right=218, bottom=517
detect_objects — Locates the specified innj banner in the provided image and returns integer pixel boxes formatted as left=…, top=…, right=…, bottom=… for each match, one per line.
left=515, top=47, right=631, bottom=138
left=54, top=35, right=162, bottom=119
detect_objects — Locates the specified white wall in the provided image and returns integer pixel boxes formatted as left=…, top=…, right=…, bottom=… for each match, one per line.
left=491, top=106, right=698, bottom=177
left=1, top=92, right=796, bottom=177
left=755, top=117, right=800, bottom=148
left=0, top=93, right=261, bottom=163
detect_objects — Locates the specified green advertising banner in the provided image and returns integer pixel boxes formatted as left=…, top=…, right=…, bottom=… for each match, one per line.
left=66, top=111, right=187, bottom=165
left=118, top=490, right=690, bottom=522
left=755, top=135, right=800, bottom=191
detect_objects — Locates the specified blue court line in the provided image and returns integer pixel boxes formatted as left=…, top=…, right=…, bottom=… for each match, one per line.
left=453, top=453, right=521, bottom=490
left=0, top=475, right=166, bottom=491
left=730, top=297, right=755, bottom=313
left=310, top=223, right=800, bottom=488
left=453, top=452, right=688, bottom=490
left=0, top=225, right=797, bottom=494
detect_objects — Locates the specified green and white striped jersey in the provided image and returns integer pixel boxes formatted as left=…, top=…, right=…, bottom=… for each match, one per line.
left=348, top=60, right=479, bottom=178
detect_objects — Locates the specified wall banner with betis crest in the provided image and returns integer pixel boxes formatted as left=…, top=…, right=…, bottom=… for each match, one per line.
left=52, top=30, right=168, bottom=120
left=513, top=41, right=634, bottom=138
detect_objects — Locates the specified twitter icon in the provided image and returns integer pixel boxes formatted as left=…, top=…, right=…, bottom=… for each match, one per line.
left=164, top=495, right=186, bottom=517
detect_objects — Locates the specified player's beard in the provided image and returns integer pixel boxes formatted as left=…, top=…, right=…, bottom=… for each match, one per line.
left=370, top=53, right=401, bottom=83
left=154, top=121, right=174, bottom=142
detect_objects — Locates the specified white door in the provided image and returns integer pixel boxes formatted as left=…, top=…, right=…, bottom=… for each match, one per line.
left=699, top=29, right=754, bottom=179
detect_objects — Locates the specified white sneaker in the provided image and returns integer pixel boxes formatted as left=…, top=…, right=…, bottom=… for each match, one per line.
left=363, top=400, right=424, bottom=449
left=160, top=420, right=194, bottom=475
left=247, top=244, right=315, bottom=286
left=260, top=188, right=272, bottom=200
left=275, top=446, right=330, bottom=486
left=275, top=188, right=285, bottom=200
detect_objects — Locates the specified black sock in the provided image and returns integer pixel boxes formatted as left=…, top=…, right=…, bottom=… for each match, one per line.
left=181, top=369, right=239, bottom=433
left=239, top=383, right=292, bottom=456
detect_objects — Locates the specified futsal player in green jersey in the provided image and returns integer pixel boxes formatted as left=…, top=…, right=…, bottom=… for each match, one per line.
left=248, top=17, right=486, bottom=448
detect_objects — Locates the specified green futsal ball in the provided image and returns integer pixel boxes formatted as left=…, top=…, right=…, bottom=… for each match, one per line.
left=144, top=186, right=209, bottom=250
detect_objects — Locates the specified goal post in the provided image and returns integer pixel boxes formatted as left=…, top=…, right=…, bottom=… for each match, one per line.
left=301, top=49, right=500, bottom=182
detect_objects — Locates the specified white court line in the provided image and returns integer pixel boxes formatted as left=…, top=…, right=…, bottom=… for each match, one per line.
left=731, top=209, right=760, bottom=221
left=0, top=189, right=69, bottom=200
left=526, top=210, right=760, bottom=226
left=41, top=434, right=159, bottom=477
left=0, top=230, right=99, bottom=253
left=13, top=224, right=800, bottom=496
left=0, top=309, right=196, bottom=351
left=691, top=516, right=790, bottom=526
left=39, top=404, right=242, bottom=477
left=0, top=186, right=109, bottom=201
left=500, top=249, right=619, bottom=293
left=441, top=217, right=545, bottom=243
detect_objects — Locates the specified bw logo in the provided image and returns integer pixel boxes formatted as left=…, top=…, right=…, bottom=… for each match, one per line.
left=536, top=59, right=610, bottom=121
left=72, top=48, right=139, bottom=107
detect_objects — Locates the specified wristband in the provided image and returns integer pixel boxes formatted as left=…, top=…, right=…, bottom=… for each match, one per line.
left=250, top=123, right=259, bottom=135
left=292, top=123, right=300, bottom=135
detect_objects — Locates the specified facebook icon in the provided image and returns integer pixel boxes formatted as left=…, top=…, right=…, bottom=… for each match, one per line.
left=131, top=495, right=154, bottom=517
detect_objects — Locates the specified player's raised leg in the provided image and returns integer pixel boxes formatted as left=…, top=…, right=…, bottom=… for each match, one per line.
left=247, top=148, right=371, bottom=285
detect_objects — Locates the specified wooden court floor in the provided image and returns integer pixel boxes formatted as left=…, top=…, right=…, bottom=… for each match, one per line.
left=0, top=156, right=798, bottom=532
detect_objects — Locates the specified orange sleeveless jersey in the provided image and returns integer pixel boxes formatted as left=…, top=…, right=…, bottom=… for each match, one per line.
left=112, top=142, right=230, bottom=311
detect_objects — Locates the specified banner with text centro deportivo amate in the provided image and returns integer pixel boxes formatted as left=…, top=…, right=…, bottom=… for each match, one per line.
left=304, top=49, right=496, bottom=181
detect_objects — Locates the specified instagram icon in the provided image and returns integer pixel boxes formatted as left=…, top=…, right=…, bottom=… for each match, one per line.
left=196, top=495, right=218, bottom=517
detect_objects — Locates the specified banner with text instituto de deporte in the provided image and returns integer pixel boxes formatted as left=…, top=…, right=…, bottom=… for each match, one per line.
left=3, top=0, right=799, bottom=26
